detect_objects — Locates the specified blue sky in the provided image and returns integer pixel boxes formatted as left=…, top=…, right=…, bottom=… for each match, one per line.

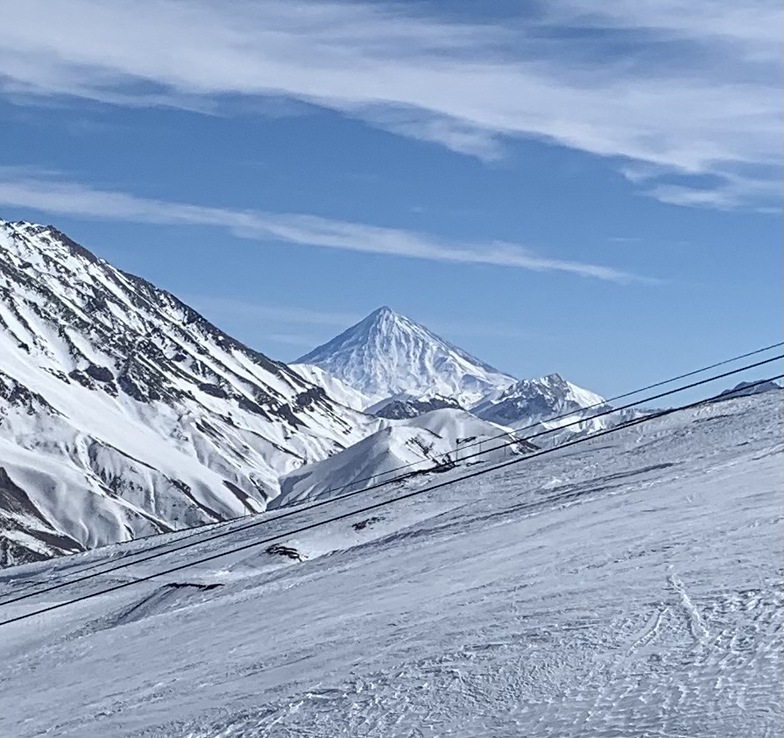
left=0, top=0, right=780, bottom=396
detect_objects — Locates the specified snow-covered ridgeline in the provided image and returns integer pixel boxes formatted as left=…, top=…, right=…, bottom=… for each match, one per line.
left=296, top=306, right=516, bottom=408
left=0, top=220, right=380, bottom=565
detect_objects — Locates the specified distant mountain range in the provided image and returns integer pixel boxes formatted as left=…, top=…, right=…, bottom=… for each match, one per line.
left=292, top=306, right=615, bottom=439
left=716, top=380, right=782, bottom=400
left=0, top=218, right=696, bottom=567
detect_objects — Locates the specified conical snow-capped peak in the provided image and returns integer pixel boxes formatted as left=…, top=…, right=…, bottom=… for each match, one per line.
left=296, top=307, right=515, bottom=407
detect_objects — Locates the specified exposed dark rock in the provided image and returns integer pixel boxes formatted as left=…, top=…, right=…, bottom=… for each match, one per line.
left=352, top=516, right=383, bottom=531
left=374, top=395, right=462, bottom=420
left=85, top=364, right=114, bottom=382
left=266, top=543, right=307, bottom=562
left=199, top=382, right=229, bottom=399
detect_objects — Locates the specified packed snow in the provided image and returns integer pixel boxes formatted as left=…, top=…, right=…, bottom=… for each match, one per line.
left=0, top=391, right=779, bottom=737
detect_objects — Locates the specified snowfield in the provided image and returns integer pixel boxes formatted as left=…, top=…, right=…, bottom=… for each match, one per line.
left=0, top=392, right=780, bottom=737
left=272, top=408, right=529, bottom=509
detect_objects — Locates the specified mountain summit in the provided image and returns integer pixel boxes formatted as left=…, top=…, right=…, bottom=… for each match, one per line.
left=296, top=306, right=515, bottom=407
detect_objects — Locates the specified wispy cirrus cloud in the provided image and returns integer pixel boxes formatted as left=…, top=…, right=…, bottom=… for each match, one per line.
left=0, top=169, right=641, bottom=282
left=0, top=0, right=779, bottom=209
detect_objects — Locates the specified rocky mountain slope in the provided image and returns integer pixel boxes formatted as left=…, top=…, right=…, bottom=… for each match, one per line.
left=473, top=373, right=605, bottom=425
left=472, top=372, right=642, bottom=446
left=0, top=220, right=379, bottom=566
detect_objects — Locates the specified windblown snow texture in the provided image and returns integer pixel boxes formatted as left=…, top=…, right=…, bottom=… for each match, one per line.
left=0, top=393, right=780, bottom=737
left=296, top=306, right=516, bottom=407
left=0, top=220, right=378, bottom=566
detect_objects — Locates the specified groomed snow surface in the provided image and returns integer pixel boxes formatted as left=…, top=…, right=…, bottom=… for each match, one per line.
left=0, top=392, right=781, bottom=737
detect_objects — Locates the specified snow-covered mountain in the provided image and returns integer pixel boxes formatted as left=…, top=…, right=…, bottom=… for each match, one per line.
left=470, top=372, right=643, bottom=445
left=293, top=310, right=616, bottom=443
left=271, top=408, right=533, bottom=509
left=295, top=306, right=515, bottom=408
left=472, top=373, right=606, bottom=426
left=0, top=220, right=379, bottom=566
left=716, top=379, right=782, bottom=400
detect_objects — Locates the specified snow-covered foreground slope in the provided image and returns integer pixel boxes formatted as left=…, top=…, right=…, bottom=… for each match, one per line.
left=0, top=392, right=780, bottom=737
left=296, top=306, right=515, bottom=407
left=0, top=220, right=378, bottom=565
left=272, top=408, right=530, bottom=509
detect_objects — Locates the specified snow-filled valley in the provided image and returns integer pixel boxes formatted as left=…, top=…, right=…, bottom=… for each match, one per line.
left=0, top=391, right=780, bottom=737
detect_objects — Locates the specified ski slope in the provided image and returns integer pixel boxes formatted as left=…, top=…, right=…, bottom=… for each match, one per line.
left=0, top=392, right=780, bottom=737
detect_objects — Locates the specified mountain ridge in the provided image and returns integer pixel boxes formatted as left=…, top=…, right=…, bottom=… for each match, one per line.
left=296, top=306, right=516, bottom=408
left=0, top=219, right=379, bottom=565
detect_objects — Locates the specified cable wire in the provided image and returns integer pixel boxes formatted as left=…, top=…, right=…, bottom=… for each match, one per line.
left=7, top=341, right=779, bottom=596
left=2, top=352, right=780, bottom=607
left=0, top=369, right=779, bottom=628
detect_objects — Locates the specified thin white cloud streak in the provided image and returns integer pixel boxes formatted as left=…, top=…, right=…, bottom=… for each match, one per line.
left=635, top=168, right=782, bottom=212
left=0, top=173, right=640, bottom=282
left=0, top=0, right=779, bottom=207
left=555, top=1, right=781, bottom=60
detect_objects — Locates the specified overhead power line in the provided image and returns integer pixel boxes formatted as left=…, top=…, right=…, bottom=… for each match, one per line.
left=2, top=350, right=780, bottom=608
left=0, top=368, right=779, bottom=629
left=8, top=341, right=779, bottom=597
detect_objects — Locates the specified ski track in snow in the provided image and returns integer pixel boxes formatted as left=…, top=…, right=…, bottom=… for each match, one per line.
left=0, top=393, right=781, bottom=737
